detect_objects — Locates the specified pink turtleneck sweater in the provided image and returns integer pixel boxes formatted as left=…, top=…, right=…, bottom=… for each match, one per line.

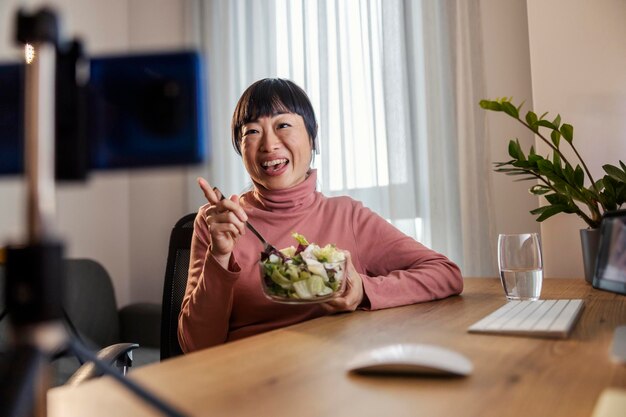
left=178, top=170, right=463, bottom=352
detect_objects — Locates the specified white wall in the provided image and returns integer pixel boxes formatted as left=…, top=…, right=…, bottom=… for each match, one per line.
left=527, top=0, right=626, bottom=278
left=0, top=0, right=195, bottom=306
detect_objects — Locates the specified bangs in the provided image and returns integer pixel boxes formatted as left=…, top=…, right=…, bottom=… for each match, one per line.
left=236, top=79, right=304, bottom=125
left=240, top=92, right=292, bottom=124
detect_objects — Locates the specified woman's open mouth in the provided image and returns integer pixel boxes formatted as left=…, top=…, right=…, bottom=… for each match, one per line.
left=261, top=158, right=289, bottom=176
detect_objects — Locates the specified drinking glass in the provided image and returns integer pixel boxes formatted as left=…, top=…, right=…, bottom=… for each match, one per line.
left=497, top=233, right=543, bottom=301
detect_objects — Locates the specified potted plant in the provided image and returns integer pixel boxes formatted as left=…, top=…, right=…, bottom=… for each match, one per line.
left=480, top=98, right=626, bottom=283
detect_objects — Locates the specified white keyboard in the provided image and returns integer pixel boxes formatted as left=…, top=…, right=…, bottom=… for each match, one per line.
left=468, top=299, right=584, bottom=338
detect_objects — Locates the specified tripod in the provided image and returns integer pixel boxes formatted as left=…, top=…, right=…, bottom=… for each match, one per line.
left=0, top=8, right=188, bottom=417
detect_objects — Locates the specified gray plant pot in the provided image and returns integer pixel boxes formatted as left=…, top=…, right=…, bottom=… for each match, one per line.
left=580, top=228, right=601, bottom=284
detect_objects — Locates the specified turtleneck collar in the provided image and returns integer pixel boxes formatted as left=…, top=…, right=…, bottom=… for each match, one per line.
left=249, top=169, right=318, bottom=212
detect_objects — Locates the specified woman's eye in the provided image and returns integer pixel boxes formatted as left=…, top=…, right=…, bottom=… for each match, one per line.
left=243, top=129, right=259, bottom=137
left=278, top=123, right=290, bottom=129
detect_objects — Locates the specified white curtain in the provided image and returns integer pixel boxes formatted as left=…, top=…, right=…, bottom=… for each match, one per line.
left=189, top=0, right=496, bottom=276
left=404, top=0, right=497, bottom=275
left=186, top=0, right=279, bottom=207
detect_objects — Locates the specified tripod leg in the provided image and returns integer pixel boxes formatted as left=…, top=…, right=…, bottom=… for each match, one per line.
left=0, top=345, right=50, bottom=417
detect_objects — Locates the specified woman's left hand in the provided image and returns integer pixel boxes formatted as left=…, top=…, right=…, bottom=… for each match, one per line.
left=321, top=251, right=364, bottom=313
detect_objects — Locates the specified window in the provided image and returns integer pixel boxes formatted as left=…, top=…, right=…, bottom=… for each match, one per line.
left=274, top=0, right=422, bottom=241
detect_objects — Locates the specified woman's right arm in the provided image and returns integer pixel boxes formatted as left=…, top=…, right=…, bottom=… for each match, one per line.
left=177, top=211, right=241, bottom=351
left=177, top=178, right=248, bottom=352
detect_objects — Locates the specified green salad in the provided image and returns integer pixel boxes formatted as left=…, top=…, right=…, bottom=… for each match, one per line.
left=260, top=233, right=346, bottom=300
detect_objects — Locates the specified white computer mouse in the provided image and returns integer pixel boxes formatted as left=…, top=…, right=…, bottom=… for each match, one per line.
left=346, top=343, right=473, bottom=377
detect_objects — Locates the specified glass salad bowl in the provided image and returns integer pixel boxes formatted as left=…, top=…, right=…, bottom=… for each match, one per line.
left=259, top=233, right=347, bottom=304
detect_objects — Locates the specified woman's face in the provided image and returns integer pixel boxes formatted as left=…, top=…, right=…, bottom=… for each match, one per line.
left=240, top=112, right=312, bottom=190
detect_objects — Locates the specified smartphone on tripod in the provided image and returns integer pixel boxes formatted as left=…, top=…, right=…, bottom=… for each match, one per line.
left=0, top=50, right=207, bottom=176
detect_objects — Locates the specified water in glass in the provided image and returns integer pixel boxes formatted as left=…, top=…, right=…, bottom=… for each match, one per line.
left=500, top=267, right=543, bottom=301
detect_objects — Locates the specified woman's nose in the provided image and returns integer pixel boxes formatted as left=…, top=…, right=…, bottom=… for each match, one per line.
left=260, top=130, right=281, bottom=151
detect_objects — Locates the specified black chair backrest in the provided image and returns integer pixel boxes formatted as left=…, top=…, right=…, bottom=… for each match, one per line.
left=0, top=259, right=119, bottom=351
left=160, top=213, right=196, bottom=360
left=64, top=259, right=120, bottom=349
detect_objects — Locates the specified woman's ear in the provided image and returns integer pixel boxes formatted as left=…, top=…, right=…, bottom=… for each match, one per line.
left=313, top=123, right=320, bottom=155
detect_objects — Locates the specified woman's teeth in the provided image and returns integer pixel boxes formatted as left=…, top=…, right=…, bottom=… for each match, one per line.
left=262, top=158, right=288, bottom=167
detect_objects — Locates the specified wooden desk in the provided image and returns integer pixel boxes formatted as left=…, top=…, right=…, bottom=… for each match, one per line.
left=49, top=278, right=626, bottom=417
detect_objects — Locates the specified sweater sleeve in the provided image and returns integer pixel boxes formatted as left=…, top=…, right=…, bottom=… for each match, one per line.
left=352, top=202, right=463, bottom=310
left=177, top=209, right=241, bottom=352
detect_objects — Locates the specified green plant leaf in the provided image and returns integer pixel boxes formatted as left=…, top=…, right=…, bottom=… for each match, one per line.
left=535, top=205, right=569, bottom=222
left=494, top=167, right=518, bottom=173
left=580, top=187, right=599, bottom=204
left=508, top=139, right=526, bottom=161
left=591, top=179, right=604, bottom=191
left=525, top=111, right=538, bottom=130
left=494, top=160, right=516, bottom=167
left=503, top=170, right=534, bottom=176
left=507, top=140, right=519, bottom=159
left=563, top=164, right=576, bottom=186
left=501, top=101, right=520, bottom=118
left=495, top=169, right=525, bottom=175
left=514, top=159, right=536, bottom=169
left=552, top=114, right=561, bottom=129
left=530, top=185, right=552, bottom=195
left=550, top=130, right=561, bottom=148
left=604, top=175, right=617, bottom=192
left=553, top=153, right=562, bottom=176
left=616, top=183, right=626, bottom=206
left=620, top=160, right=626, bottom=172
left=560, top=124, right=574, bottom=142
left=545, top=193, right=570, bottom=205
left=574, top=165, right=585, bottom=188
left=603, top=164, right=626, bottom=183
left=536, top=120, right=557, bottom=130
left=536, top=159, right=554, bottom=175
left=530, top=206, right=549, bottom=215
left=602, top=176, right=617, bottom=210
left=539, top=111, right=549, bottom=120
left=550, top=179, right=576, bottom=198
left=528, top=154, right=544, bottom=166
left=479, top=100, right=502, bottom=111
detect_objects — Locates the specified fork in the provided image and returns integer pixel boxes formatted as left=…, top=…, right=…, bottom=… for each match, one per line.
left=212, top=187, right=279, bottom=254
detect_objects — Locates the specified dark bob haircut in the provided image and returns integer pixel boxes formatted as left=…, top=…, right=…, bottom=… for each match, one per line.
left=231, top=78, right=318, bottom=155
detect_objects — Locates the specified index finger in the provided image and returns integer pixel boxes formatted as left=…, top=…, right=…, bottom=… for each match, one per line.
left=197, top=177, right=220, bottom=204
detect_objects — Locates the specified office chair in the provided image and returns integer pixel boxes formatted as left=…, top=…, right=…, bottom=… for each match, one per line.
left=160, top=212, right=196, bottom=361
left=61, top=258, right=162, bottom=385
left=0, top=259, right=161, bottom=386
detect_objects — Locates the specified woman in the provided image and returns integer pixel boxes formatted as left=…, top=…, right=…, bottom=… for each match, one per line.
left=178, top=78, right=463, bottom=352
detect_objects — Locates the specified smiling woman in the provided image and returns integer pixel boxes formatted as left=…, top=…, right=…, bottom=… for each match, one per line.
left=240, top=111, right=311, bottom=190
left=177, top=78, right=464, bottom=353
left=232, top=79, right=317, bottom=191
